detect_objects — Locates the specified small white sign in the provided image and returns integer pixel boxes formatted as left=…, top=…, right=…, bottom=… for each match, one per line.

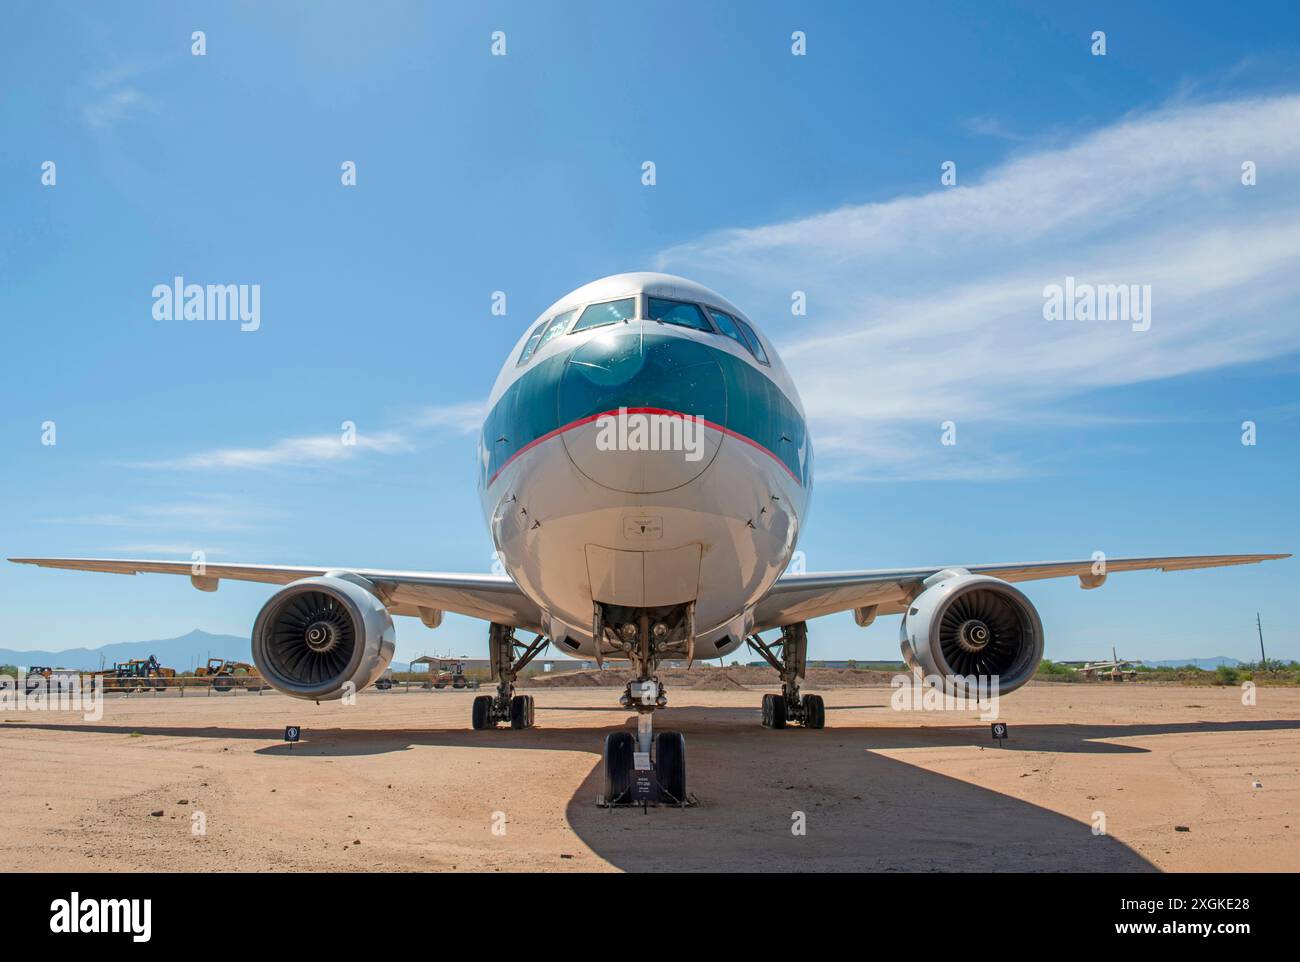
left=633, top=752, right=652, bottom=770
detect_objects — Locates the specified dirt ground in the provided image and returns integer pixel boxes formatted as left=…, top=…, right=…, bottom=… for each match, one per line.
left=2, top=682, right=1298, bottom=872
left=524, top=666, right=900, bottom=688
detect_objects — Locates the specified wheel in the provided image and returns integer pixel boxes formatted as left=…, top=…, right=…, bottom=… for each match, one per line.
left=761, top=693, right=773, bottom=727
left=509, top=694, right=532, bottom=729
left=376, top=680, right=391, bottom=691
left=602, top=731, right=635, bottom=804
left=655, top=731, right=687, bottom=803
left=770, top=695, right=788, bottom=729
left=801, top=693, right=825, bottom=729
left=471, top=694, right=494, bottom=730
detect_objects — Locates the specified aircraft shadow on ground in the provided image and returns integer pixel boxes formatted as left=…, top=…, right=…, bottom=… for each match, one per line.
left=10, top=710, right=1297, bottom=872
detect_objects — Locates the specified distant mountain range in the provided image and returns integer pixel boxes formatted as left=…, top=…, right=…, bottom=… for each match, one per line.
left=0, top=629, right=573, bottom=673
left=0, top=629, right=252, bottom=671
left=1147, top=656, right=1244, bottom=669
left=0, top=631, right=1272, bottom=674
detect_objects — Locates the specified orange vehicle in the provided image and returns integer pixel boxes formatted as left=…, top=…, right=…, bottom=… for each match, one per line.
left=195, top=658, right=266, bottom=692
left=410, top=656, right=481, bottom=690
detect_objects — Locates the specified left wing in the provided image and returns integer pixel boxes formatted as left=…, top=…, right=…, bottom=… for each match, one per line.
left=7, top=557, right=543, bottom=631
left=752, top=553, right=1290, bottom=632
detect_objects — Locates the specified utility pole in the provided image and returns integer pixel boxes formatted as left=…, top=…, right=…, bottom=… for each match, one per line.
left=1256, top=612, right=1267, bottom=669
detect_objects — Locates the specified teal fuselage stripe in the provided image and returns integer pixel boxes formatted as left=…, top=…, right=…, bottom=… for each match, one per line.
left=479, top=333, right=811, bottom=488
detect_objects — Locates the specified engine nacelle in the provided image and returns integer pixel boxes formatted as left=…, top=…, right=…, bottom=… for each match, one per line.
left=899, top=572, right=1044, bottom=696
left=251, top=575, right=396, bottom=700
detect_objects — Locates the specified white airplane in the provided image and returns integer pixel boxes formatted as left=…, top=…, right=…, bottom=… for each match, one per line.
left=11, top=272, right=1289, bottom=805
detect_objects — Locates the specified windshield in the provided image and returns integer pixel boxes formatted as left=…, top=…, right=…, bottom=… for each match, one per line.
left=571, top=296, right=637, bottom=332
left=647, top=296, right=712, bottom=332
left=535, top=308, right=576, bottom=354
left=516, top=320, right=549, bottom=365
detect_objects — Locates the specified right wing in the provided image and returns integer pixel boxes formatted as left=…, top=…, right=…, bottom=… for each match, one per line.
left=752, top=553, right=1290, bottom=632
left=7, top=557, right=543, bottom=632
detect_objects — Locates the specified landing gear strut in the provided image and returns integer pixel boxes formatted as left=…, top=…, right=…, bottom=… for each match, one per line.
left=470, top=623, right=547, bottom=730
left=598, top=604, right=692, bottom=806
left=748, top=622, right=825, bottom=729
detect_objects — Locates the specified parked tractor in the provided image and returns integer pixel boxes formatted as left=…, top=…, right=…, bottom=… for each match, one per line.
left=24, top=666, right=54, bottom=693
left=431, top=659, right=479, bottom=690
left=195, top=658, right=266, bottom=692
left=102, top=655, right=175, bottom=692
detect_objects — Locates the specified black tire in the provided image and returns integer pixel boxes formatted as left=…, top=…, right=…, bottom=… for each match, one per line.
left=770, top=695, right=788, bottom=729
left=655, top=731, right=687, bottom=804
left=509, top=694, right=531, bottom=729
left=602, top=731, right=635, bottom=804
left=376, top=680, right=391, bottom=691
left=471, top=694, right=494, bottom=730
left=801, top=693, right=825, bottom=729
left=761, top=693, right=773, bottom=727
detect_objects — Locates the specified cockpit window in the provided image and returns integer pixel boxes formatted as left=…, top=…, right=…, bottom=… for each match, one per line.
left=734, top=317, right=770, bottom=364
left=647, top=296, right=712, bottom=332
left=534, top=308, right=576, bottom=355
left=571, top=296, right=637, bottom=333
left=708, top=308, right=768, bottom=363
left=516, top=319, right=550, bottom=365
left=706, top=308, right=749, bottom=350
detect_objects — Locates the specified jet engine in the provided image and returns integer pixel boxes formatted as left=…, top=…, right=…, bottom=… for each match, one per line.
left=251, top=575, right=396, bottom=700
left=899, top=571, right=1043, bottom=695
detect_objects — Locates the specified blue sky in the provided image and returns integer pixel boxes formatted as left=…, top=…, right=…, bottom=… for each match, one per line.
left=2, top=1, right=1298, bottom=664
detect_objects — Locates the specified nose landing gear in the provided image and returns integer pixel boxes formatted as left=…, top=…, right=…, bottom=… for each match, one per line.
left=470, top=623, right=546, bottom=730
left=597, top=604, right=695, bottom=807
left=748, top=622, right=825, bottom=729
left=601, top=678, right=690, bottom=806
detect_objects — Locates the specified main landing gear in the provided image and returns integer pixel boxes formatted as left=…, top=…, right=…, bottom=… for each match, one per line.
left=747, top=622, right=825, bottom=729
left=470, top=623, right=547, bottom=730
left=598, top=604, right=693, bottom=807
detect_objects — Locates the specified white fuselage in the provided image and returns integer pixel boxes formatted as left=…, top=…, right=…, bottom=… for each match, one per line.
left=477, top=273, right=812, bottom=660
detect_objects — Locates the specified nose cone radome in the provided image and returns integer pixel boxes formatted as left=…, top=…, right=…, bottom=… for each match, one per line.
left=558, top=329, right=726, bottom=493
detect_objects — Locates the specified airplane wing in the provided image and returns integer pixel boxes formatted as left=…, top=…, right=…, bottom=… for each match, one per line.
left=751, top=553, right=1290, bottom=633
left=7, top=557, right=544, bottom=632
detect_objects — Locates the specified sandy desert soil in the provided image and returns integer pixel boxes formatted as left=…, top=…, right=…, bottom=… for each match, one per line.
left=524, top=666, right=900, bottom=688
left=2, top=682, right=1298, bottom=872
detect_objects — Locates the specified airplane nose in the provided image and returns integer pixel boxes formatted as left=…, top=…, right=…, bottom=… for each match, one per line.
left=558, top=329, right=726, bottom=493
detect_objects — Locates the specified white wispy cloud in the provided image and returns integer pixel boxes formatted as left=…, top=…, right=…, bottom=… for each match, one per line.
left=134, top=401, right=484, bottom=472
left=42, top=495, right=264, bottom=532
left=80, top=59, right=161, bottom=131
left=139, top=430, right=413, bottom=471
left=656, top=93, right=1300, bottom=481
left=409, top=400, right=486, bottom=433
left=109, top=543, right=236, bottom=557
left=83, top=87, right=153, bottom=129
